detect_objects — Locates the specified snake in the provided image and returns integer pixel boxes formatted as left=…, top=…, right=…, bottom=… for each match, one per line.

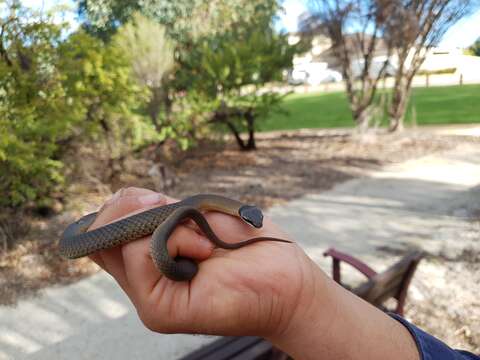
left=59, top=194, right=292, bottom=281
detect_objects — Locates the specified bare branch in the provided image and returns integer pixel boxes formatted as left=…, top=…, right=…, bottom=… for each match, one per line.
left=387, top=0, right=477, bottom=131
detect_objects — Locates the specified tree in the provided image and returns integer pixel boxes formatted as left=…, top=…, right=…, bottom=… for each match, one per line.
left=114, top=13, right=175, bottom=130
left=466, top=37, right=480, bottom=56
left=305, top=1, right=395, bottom=131
left=0, top=1, right=152, bottom=210
left=78, top=0, right=291, bottom=151
left=58, top=30, right=151, bottom=159
left=0, top=3, right=70, bottom=208
left=177, top=17, right=296, bottom=150
left=77, top=0, right=279, bottom=43
left=383, top=0, right=478, bottom=131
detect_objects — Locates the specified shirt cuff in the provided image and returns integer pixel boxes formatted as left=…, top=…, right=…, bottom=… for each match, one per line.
left=389, top=313, right=478, bottom=360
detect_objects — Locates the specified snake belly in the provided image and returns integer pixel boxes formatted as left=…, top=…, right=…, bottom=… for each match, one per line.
left=59, top=194, right=291, bottom=281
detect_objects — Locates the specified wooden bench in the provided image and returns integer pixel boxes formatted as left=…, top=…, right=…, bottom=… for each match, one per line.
left=179, top=336, right=289, bottom=360
left=323, top=248, right=425, bottom=315
left=182, top=248, right=424, bottom=359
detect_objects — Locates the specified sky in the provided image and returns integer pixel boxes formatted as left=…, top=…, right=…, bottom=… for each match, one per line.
left=278, top=0, right=480, bottom=49
left=21, top=0, right=79, bottom=30
left=21, top=0, right=480, bottom=49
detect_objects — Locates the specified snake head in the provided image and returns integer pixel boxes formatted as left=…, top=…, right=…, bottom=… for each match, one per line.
left=239, top=205, right=263, bottom=228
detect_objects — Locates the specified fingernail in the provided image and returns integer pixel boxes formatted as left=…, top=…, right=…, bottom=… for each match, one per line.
left=139, top=193, right=164, bottom=206
left=105, top=189, right=122, bottom=205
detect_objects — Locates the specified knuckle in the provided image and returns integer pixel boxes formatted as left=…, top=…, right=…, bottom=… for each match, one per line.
left=118, top=186, right=142, bottom=197
left=175, top=225, right=206, bottom=244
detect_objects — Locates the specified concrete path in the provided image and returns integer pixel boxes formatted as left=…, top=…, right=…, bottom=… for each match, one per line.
left=0, top=272, right=214, bottom=360
left=424, top=124, right=480, bottom=137
left=269, top=143, right=480, bottom=272
left=1, top=141, right=479, bottom=360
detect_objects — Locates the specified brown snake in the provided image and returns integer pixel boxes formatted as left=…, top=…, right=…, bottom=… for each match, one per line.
left=59, top=194, right=291, bottom=281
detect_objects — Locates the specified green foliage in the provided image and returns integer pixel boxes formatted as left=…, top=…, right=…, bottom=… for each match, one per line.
left=177, top=13, right=296, bottom=149
left=78, top=0, right=280, bottom=42
left=0, top=9, right=69, bottom=208
left=78, top=0, right=292, bottom=150
left=58, top=30, right=153, bottom=154
left=114, top=14, right=174, bottom=89
left=0, top=4, right=153, bottom=209
left=1, top=0, right=297, bottom=209
left=114, top=14, right=175, bottom=132
left=466, top=37, right=480, bottom=56
left=180, top=28, right=293, bottom=95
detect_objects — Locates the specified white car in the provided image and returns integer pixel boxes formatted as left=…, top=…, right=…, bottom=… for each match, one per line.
left=288, top=62, right=343, bottom=85
left=306, top=68, right=343, bottom=85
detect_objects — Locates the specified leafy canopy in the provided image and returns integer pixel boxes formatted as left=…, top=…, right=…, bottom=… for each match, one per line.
left=77, top=0, right=280, bottom=42
left=0, top=3, right=151, bottom=209
left=175, top=8, right=296, bottom=150
left=466, top=37, right=480, bottom=56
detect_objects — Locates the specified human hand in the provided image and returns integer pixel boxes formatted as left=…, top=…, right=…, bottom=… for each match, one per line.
left=88, top=187, right=328, bottom=339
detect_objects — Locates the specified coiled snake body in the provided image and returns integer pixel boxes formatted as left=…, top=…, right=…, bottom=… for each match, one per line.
left=59, top=194, right=291, bottom=281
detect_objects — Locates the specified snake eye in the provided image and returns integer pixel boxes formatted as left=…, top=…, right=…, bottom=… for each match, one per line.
left=239, top=205, right=263, bottom=228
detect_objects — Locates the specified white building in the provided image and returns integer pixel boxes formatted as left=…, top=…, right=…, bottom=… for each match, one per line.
left=419, top=47, right=480, bottom=81
left=289, top=28, right=480, bottom=84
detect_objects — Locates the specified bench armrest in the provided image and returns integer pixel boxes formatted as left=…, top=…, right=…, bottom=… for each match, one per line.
left=323, top=248, right=377, bottom=284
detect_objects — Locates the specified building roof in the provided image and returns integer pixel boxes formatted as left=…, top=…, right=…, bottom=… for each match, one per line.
left=295, top=27, right=391, bottom=69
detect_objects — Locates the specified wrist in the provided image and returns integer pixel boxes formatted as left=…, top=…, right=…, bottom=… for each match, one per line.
left=266, top=257, right=338, bottom=359
left=267, top=263, right=420, bottom=360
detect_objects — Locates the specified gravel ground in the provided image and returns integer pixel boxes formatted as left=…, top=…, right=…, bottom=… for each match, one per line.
left=406, top=218, right=480, bottom=352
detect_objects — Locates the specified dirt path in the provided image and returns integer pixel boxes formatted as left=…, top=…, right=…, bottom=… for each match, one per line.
left=0, top=130, right=479, bottom=359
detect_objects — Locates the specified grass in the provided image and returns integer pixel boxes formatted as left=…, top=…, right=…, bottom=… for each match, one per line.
left=260, top=84, right=480, bottom=131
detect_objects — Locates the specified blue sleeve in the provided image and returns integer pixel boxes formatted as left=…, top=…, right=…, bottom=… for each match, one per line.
left=390, top=314, right=479, bottom=360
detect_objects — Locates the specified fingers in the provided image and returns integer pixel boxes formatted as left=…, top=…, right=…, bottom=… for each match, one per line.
left=89, top=253, right=105, bottom=269
left=87, top=187, right=169, bottom=292
left=85, top=187, right=215, bottom=305
left=122, top=222, right=214, bottom=300
left=93, top=188, right=166, bottom=228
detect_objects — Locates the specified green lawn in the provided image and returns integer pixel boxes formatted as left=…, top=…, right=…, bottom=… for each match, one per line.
left=260, top=84, right=480, bottom=131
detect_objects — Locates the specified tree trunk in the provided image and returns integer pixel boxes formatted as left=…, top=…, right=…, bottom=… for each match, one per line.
left=388, top=71, right=413, bottom=132
left=147, top=87, right=164, bottom=131
left=389, top=114, right=404, bottom=132
left=244, top=111, right=256, bottom=151
left=224, top=120, right=249, bottom=150
left=352, top=106, right=371, bottom=133
left=211, top=108, right=257, bottom=151
left=163, top=90, right=173, bottom=123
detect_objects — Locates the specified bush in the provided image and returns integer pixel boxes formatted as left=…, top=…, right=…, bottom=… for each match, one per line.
left=0, top=17, right=69, bottom=208
left=0, top=9, right=153, bottom=209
